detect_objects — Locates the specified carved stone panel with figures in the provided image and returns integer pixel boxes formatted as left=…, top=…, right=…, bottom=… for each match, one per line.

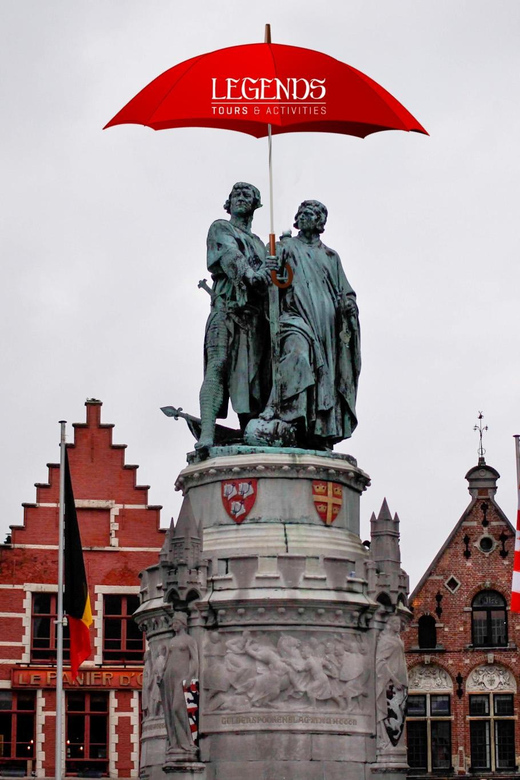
left=200, top=628, right=373, bottom=734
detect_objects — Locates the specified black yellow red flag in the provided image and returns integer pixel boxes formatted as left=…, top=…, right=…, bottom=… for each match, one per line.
left=63, top=449, right=92, bottom=679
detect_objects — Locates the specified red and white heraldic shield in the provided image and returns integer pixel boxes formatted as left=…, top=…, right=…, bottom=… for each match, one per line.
left=312, top=481, right=343, bottom=525
left=221, top=479, right=258, bottom=524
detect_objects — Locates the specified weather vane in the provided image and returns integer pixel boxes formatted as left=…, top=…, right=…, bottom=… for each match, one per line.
left=474, top=411, right=488, bottom=462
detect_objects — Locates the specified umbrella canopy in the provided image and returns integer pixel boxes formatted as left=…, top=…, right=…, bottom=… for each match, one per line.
left=104, top=42, right=427, bottom=138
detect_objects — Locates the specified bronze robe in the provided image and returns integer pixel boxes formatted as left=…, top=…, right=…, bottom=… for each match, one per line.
left=277, top=235, right=361, bottom=445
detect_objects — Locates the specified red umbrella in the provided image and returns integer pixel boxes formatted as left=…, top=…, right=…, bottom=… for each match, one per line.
left=105, top=26, right=427, bottom=252
left=104, top=37, right=426, bottom=138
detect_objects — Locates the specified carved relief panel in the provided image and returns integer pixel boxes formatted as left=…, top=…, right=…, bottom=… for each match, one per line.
left=408, top=664, right=453, bottom=692
left=200, top=628, right=373, bottom=734
left=467, top=664, right=517, bottom=692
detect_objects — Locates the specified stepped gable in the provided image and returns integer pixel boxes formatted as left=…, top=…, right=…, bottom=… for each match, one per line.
left=0, top=399, right=166, bottom=778
left=1, top=399, right=165, bottom=589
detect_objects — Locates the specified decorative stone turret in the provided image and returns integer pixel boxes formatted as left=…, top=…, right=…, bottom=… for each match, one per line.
left=465, top=457, right=500, bottom=499
left=161, top=497, right=207, bottom=607
left=367, top=499, right=410, bottom=616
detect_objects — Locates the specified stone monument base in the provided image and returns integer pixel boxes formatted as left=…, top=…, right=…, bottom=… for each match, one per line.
left=136, top=448, right=410, bottom=780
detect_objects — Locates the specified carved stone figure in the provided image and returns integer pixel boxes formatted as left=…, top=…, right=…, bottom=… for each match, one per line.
left=203, top=633, right=232, bottom=712
left=376, top=615, right=408, bottom=748
left=197, top=182, right=271, bottom=450
left=142, top=649, right=152, bottom=719
left=296, top=643, right=343, bottom=709
left=143, top=646, right=167, bottom=720
left=158, top=613, right=199, bottom=760
left=337, top=636, right=370, bottom=710
left=262, top=200, right=361, bottom=449
left=150, top=643, right=167, bottom=717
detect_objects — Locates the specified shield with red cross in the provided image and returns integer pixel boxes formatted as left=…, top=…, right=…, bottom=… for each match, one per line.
left=312, top=481, right=343, bottom=525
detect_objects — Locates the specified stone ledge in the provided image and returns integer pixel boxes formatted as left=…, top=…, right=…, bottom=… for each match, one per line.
left=176, top=450, right=370, bottom=495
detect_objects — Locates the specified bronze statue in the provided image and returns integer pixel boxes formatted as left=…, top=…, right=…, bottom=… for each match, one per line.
left=168, top=191, right=361, bottom=454
left=197, top=182, right=271, bottom=450
left=261, top=200, right=361, bottom=449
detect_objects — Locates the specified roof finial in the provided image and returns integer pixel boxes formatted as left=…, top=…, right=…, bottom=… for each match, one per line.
left=474, top=411, right=488, bottom=464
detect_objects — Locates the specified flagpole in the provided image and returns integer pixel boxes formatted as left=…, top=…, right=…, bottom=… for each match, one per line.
left=511, top=435, right=520, bottom=613
left=515, top=435, right=520, bottom=498
left=55, top=421, right=67, bottom=780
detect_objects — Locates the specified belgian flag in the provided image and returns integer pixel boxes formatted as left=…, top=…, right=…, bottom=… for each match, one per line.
left=64, top=448, right=92, bottom=679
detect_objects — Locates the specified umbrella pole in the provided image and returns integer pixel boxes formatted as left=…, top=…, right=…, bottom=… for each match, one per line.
left=267, top=123, right=275, bottom=255
left=265, top=24, right=276, bottom=258
left=267, top=122, right=281, bottom=415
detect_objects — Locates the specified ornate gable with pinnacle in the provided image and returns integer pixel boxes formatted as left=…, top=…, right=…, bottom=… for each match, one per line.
left=403, top=451, right=519, bottom=776
left=406, top=456, right=514, bottom=631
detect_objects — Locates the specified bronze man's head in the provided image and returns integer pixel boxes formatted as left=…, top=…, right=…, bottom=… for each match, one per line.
left=294, top=200, right=328, bottom=233
left=224, top=182, right=262, bottom=214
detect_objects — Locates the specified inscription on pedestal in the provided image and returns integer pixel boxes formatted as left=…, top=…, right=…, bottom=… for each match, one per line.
left=203, top=710, right=371, bottom=733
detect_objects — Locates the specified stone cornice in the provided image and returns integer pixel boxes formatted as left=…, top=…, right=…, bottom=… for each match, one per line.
left=176, top=450, right=371, bottom=495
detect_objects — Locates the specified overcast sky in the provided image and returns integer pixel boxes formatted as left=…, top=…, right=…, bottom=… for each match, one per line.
left=1, top=1, right=519, bottom=589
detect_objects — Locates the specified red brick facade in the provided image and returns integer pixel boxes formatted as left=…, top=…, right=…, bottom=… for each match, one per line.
left=404, top=458, right=519, bottom=777
left=0, top=400, right=165, bottom=778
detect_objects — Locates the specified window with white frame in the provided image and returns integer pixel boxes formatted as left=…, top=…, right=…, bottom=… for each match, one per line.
left=0, top=691, right=36, bottom=773
left=31, top=592, right=70, bottom=662
left=103, top=594, right=143, bottom=664
left=469, top=692, right=515, bottom=771
left=66, top=691, right=108, bottom=776
left=407, top=693, right=452, bottom=772
left=471, top=590, right=507, bottom=648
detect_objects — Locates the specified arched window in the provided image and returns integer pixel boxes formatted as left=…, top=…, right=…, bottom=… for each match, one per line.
left=467, top=664, right=516, bottom=771
left=472, top=591, right=507, bottom=647
left=407, top=664, right=453, bottom=773
left=418, top=615, right=437, bottom=649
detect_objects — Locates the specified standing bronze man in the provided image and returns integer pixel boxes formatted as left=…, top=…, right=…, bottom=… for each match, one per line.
left=262, top=200, right=361, bottom=449
left=197, top=182, right=270, bottom=450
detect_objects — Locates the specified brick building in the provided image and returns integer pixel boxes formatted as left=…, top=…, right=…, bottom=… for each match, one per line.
left=404, top=456, right=519, bottom=777
left=0, top=400, right=165, bottom=778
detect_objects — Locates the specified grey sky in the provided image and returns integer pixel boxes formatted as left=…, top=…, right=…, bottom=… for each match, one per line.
left=1, top=1, right=519, bottom=588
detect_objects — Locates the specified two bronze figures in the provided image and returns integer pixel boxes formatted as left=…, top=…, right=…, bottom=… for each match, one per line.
left=196, top=182, right=361, bottom=454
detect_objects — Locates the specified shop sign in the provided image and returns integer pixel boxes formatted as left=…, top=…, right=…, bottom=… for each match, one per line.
left=12, top=668, right=143, bottom=689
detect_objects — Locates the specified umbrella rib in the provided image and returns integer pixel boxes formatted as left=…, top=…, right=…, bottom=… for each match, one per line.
left=346, top=65, right=420, bottom=132
left=147, top=50, right=217, bottom=125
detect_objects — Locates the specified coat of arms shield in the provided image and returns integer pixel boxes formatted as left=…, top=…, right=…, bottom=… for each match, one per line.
left=221, top=479, right=258, bottom=523
left=312, top=481, right=343, bottom=525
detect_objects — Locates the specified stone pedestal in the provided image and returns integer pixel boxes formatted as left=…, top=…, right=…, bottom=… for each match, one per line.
left=138, top=447, right=410, bottom=780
